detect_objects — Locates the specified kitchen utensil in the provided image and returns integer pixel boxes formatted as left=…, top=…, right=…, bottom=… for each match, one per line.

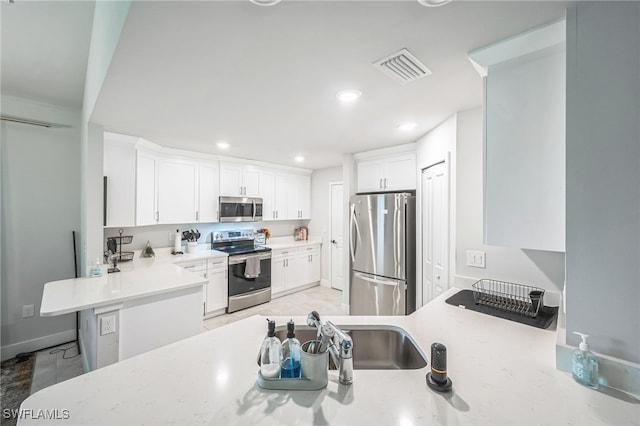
left=182, top=230, right=191, bottom=241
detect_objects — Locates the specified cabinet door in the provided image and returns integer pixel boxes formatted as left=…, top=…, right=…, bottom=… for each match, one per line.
left=198, top=162, right=219, bottom=223
left=158, top=157, right=197, bottom=224
left=136, top=150, right=158, bottom=226
left=383, top=153, right=416, bottom=191
left=206, top=264, right=228, bottom=313
left=284, top=254, right=299, bottom=290
left=271, top=256, right=287, bottom=295
left=259, top=169, right=275, bottom=221
left=242, top=166, right=261, bottom=197
left=298, top=247, right=321, bottom=285
left=219, top=163, right=243, bottom=196
left=104, top=139, right=136, bottom=227
left=357, top=160, right=383, bottom=193
left=286, top=174, right=310, bottom=220
left=274, top=173, right=289, bottom=220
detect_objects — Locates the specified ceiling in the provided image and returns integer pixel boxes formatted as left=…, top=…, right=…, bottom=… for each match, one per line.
left=2, top=1, right=572, bottom=169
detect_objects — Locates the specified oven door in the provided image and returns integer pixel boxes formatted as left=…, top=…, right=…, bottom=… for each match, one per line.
left=219, top=197, right=263, bottom=222
left=228, top=252, right=272, bottom=297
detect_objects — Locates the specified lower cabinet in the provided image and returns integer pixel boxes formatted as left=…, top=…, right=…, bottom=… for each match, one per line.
left=205, top=258, right=228, bottom=316
left=271, top=244, right=321, bottom=296
left=177, top=257, right=228, bottom=317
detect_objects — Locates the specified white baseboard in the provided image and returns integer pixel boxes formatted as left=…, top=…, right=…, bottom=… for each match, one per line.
left=1, top=329, right=76, bottom=361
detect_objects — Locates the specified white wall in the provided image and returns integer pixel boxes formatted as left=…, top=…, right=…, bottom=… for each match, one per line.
left=103, top=220, right=307, bottom=253
left=1, top=96, right=81, bottom=360
left=308, top=166, right=342, bottom=287
left=455, top=108, right=565, bottom=292
left=416, top=115, right=457, bottom=307
left=565, top=2, right=640, bottom=363
left=81, top=1, right=131, bottom=276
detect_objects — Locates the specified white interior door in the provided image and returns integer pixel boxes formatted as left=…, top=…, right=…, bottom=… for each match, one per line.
left=422, top=162, right=449, bottom=305
left=330, top=182, right=344, bottom=290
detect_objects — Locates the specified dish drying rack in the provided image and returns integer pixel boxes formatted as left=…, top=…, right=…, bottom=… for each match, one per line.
left=472, top=279, right=545, bottom=317
left=106, top=229, right=134, bottom=262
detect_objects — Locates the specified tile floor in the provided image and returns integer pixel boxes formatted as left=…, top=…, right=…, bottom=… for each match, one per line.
left=29, top=285, right=344, bottom=395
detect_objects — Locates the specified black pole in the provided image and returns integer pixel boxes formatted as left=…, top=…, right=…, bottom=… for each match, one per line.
left=72, top=231, right=81, bottom=355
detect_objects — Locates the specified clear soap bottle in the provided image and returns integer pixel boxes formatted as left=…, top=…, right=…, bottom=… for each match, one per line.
left=260, top=320, right=282, bottom=378
left=572, top=332, right=599, bottom=389
left=280, top=319, right=302, bottom=378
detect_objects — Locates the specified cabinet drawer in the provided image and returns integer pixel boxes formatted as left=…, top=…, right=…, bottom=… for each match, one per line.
left=176, top=260, right=207, bottom=272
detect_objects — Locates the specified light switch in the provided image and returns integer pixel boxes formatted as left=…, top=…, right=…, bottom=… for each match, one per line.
left=466, top=250, right=486, bottom=268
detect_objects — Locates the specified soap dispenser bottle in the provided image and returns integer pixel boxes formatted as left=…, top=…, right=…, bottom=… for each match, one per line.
left=280, top=319, right=302, bottom=378
left=572, top=332, right=598, bottom=389
left=260, top=319, right=282, bottom=378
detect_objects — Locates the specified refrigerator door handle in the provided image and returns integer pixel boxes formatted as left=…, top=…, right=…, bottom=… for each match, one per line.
left=350, top=203, right=361, bottom=262
left=352, top=271, right=403, bottom=287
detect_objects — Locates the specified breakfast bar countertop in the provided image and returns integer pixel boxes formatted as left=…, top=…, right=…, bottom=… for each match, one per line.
left=23, top=288, right=639, bottom=425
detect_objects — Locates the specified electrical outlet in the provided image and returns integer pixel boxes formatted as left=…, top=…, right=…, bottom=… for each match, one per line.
left=100, top=315, right=116, bottom=335
left=22, top=304, right=34, bottom=318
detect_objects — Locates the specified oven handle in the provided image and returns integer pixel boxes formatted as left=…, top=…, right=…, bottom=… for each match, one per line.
left=228, top=252, right=272, bottom=265
left=252, top=199, right=256, bottom=221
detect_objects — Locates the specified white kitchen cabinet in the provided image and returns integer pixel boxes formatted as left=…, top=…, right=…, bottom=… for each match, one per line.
left=219, top=162, right=260, bottom=197
left=136, top=149, right=159, bottom=226
left=103, top=136, right=136, bottom=227
left=271, top=244, right=321, bottom=296
left=273, top=173, right=289, bottom=220
left=197, top=161, right=219, bottom=223
left=297, top=245, right=321, bottom=285
left=177, top=257, right=228, bottom=317
left=205, top=257, right=228, bottom=314
left=157, top=156, right=198, bottom=224
left=469, top=20, right=565, bottom=252
left=259, top=169, right=275, bottom=221
left=271, top=249, right=299, bottom=295
left=287, top=174, right=311, bottom=219
left=357, top=152, right=416, bottom=193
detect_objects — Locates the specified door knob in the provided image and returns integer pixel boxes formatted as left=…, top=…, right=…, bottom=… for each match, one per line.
left=331, top=239, right=337, bottom=245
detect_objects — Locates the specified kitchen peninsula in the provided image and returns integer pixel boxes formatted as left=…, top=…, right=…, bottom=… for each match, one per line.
left=40, top=260, right=210, bottom=371
left=25, top=288, right=639, bottom=425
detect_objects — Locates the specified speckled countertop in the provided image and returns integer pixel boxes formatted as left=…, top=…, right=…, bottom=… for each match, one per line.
left=23, top=288, right=639, bottom=425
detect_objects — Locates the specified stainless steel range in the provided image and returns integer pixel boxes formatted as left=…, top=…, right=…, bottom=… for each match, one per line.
left=211, top=230, right=272, bottom=313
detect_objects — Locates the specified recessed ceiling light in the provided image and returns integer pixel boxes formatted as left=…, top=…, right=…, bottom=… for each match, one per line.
left=417, top=0, right=452, bottom=7
left=336, top=89, right=362, bottom=103
left=216, top=141, right=230, bottom=150
left=294, top=155, right=305, bottom=163
left=249, top=0, right=282, bottom=6
left=398, top=122, right=417, bottom=132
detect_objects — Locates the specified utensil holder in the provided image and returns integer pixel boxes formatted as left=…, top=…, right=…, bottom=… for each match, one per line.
left=186, top=242, right=198, bottom=254
left=256, top=340, right=328, bottom=391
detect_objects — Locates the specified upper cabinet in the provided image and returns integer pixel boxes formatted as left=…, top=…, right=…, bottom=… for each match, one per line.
left=104, top=134, right=137, bottom=227
left=357, top=152, right=416, bottom=193
left=469, top=20, right=566, bottom=252
left=219, top=162, right=260, bottom=197
left=136, top=149, right=159, bottom=226
left=105, top=134, right=311, bottom=226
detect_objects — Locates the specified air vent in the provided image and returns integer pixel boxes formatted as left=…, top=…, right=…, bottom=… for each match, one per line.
left=373, top=48, right=432, bottom=85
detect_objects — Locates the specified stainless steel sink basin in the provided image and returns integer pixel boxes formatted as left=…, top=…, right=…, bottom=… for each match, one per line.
left=275, top=325, right=428, bottom=370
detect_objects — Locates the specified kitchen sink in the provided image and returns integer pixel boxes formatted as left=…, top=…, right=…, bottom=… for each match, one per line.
left=275, top=325, right=428, bottom=370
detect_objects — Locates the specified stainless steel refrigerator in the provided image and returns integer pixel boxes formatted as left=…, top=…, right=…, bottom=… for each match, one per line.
left=349, top=192, right=416, bottom=315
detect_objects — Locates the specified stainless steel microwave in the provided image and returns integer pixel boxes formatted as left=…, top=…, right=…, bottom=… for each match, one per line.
left=219, top=196, right=263, bottom=222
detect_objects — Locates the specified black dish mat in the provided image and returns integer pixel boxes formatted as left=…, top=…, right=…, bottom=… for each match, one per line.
left=445, top=289, right=558, bottom=329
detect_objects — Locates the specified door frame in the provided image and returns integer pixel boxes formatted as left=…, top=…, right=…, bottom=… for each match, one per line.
left=328, top=181, right=344, bottom=290
left=419, top=156, right=451, bottom=307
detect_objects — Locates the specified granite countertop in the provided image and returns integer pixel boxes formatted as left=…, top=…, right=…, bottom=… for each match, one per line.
left=23, top=288, right=639, bottom=425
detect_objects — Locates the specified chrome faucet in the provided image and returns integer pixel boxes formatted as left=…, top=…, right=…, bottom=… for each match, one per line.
left=306, top=311, right=353, bottom=385
left=325, top=321, right=353, bottom=385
